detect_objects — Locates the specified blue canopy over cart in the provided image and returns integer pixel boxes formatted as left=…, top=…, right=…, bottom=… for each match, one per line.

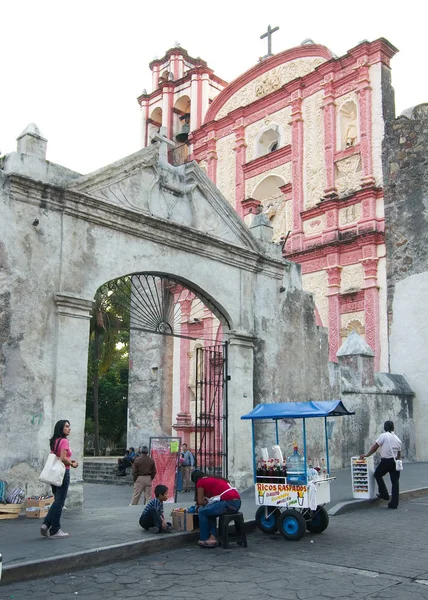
left=241, top=400, right=355, bottom=540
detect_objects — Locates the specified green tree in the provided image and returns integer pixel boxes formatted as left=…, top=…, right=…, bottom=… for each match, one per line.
left=88, top=282, right=130, bottom=455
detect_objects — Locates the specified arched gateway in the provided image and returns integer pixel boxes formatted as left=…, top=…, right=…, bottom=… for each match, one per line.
left=0, top=125, right=334, bottom=507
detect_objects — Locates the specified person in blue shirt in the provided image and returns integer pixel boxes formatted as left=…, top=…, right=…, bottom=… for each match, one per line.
left=139, top=485, right=172, bottom=533
left=181, top=443, right=195, bottom=493
left=117, top=447, right=136, bottom=476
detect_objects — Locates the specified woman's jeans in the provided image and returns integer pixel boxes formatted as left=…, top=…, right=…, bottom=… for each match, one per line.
left=198, top=499, right=241, bottom=541
left=374, top=457, right=400, bottom=508
left=43, top=469, right=70, bottom=534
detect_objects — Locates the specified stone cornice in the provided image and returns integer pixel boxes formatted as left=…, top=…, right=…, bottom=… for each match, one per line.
left=55, top=293, right=93, bottom=319
left=6, top=172, right=285, bottom=280
left=285, top=231, right=385, bottom=261
left=243, top=145, right=292, bottom=179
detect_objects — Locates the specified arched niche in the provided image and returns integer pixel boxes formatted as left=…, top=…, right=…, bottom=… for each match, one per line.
left=252, top=174, right=287, bottom=241
left=337, top=99, right=359, bottom=151
left=148, top=107, right=163, bottom=143
left=255, top=123, right=283, bottom=157
left=341, top=318, right=365, bottom=342
left=174, top=95, right=191, bottom=143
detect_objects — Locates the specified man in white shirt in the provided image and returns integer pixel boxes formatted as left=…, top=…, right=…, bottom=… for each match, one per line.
left=360, top=420, right=402, bottom=509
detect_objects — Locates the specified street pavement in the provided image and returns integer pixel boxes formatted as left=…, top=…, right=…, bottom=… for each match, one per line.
left=1, top=463, right=427, bottom=588
left=1, top=495, right=428, bottom=599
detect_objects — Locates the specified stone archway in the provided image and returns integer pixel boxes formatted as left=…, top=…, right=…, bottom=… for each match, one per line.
left=0, top=130, right=334, bottom=506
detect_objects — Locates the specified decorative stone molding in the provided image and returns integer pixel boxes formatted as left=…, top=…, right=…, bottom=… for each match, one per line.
left=55, top=294, right=93, bottom=320
left=215, top=57, right=326, bottom=120
left=335, top=153, right=362, bottom=197
left=216, top=134, right=236, bottom=206
left=303, top=91, right=326, bottom=209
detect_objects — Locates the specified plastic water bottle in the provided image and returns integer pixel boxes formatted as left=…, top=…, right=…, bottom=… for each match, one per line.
left=287, top=442, right=305, bottom=484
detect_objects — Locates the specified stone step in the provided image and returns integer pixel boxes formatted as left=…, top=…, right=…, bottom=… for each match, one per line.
left=83, top=461, right=133, bottom=485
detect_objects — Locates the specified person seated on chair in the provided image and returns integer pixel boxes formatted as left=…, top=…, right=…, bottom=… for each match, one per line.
left=139, top=484, right=172, bottom=534
left=117, top=447, right=136, bottom=476
left=191, top=470, right=241, bottom=548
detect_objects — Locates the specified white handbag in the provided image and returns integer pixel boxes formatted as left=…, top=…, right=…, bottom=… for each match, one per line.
left=386, top=433, right=403, bottom=471
left=39, top=452, right=66, bottom=487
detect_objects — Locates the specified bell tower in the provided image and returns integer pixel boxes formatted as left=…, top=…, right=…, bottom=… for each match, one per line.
left=137, top=45, right=227, bottom=165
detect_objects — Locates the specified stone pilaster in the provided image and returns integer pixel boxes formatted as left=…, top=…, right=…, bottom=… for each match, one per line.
left=325, top=266, right=342, bottom=362
left=361, top=257, right=380, bottom=369
left=233, top=116, right=247, bottom=218
left=290, top=89, right=304, bottom=252
left=54, top=293, right=93, bottom=508
left=357, top=59, right=376, bottom=187
left=322, top=77, right=338, bottom=196
left=226, top=332, right=255, bottom=488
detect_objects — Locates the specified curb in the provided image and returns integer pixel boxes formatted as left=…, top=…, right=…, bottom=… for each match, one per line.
left=0, top=521, right=256, bottom=586
left=328, top=486, right=428, bottom=516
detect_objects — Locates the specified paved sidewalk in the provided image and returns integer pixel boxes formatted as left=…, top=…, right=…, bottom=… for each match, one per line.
left=1, top=463, right=427, bottom=585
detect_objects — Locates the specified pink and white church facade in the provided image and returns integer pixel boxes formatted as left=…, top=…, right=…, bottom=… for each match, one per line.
left=138, top=38, right=398, bottom=377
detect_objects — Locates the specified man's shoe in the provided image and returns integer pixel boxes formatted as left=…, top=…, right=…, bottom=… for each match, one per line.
left=148, top=526, right=160, bottom=533
left=50, top=529, right=69, bottom=539
left=387, top=504, right=398, bottom=509
left=40, top=524, right=49, bottom=538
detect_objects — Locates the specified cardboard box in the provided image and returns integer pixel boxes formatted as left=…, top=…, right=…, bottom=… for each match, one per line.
left=26, top=507, right=49, bottom=519
left=171, top=509, right=199, bottom=531
left=26, top=497, right=53, bottom=510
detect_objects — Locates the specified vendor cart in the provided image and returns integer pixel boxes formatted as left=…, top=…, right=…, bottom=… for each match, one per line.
left=241, top=400, right=355, bottom=541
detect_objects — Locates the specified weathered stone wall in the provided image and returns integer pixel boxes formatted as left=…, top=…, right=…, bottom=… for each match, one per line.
left=383, top=103, right=428, bottom=459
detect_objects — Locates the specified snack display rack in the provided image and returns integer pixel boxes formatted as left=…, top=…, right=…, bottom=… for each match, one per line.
left=351, top=456, right=375, bottom=499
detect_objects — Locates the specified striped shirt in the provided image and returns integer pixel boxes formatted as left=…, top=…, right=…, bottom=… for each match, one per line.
left=142, top=498, right=164, bottom=518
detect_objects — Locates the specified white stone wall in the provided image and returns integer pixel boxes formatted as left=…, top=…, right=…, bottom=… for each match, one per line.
left=390, top=272, right=428, bottom=460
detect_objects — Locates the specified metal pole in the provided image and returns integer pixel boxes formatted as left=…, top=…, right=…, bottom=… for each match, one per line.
left=252, top=420, right=256, bottom=484
left=303, top=418, right=307, bottom=483
left=275, top=419, right=279, bottom=445
left=325, top=416, right=330, bottom=474
left=223, top=342, right=228, bottom=479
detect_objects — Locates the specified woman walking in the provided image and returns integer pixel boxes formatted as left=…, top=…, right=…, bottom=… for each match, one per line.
left=40, top=420, right=78, bottom=538
left=191, top=470, right=241, bottom=548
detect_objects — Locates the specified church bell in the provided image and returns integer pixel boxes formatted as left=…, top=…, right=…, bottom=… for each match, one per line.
left=176, top=113, right=190, bottom=143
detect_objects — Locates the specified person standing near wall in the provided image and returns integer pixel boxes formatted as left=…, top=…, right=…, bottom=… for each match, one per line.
left=360, top=420, right=402, bottom=509
left=40, top=420, right=78, bottom=539
left=181, top=443, right=195, bottom=493
left=130, top=446, right=156, bottom=505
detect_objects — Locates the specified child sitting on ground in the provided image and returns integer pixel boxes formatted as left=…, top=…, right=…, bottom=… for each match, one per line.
left=139, top=484, right=173, bottom=533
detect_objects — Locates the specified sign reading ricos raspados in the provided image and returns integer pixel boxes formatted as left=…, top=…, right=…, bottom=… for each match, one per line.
left=255, top=482, right=308, bottom=507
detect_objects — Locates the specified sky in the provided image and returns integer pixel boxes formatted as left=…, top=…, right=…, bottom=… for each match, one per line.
left=1, top=0, right=426, bottom=174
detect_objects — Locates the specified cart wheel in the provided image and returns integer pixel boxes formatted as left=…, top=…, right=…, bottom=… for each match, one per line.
left=255, top=506, right=278, bottom=534
left=306, top=506, right=329, bottom=534
left=277, top=509, right=306, bottom=541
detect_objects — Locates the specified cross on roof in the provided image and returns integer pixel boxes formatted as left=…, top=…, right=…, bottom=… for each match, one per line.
left=152, top=127, right=175, bottom=164
left=260, top=25, right=279, bottom=58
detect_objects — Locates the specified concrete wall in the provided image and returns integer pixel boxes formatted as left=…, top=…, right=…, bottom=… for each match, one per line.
left=383, top=104, right=428, bottom=459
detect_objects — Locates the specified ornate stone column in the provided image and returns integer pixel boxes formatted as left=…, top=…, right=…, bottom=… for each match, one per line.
left=207, top=131, right=218, bottom=184
left=325, top=266, right=342, bottom=362
left=173, top=298, right=193, bottom=444
left=322, top=77, right=338, bottom=197
left=356, top=59, right=376, bottom=187
left=361, top=257, right=380, bottom=369
left=233, top=116, right=247, bottom=218
left=54, top=293, right=93, bottom=508
left=226, top=332, right=255, bottom=488
left=290, top=89, right=304, bottom=252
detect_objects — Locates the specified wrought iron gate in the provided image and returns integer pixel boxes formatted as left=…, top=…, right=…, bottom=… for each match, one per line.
left=194, top=343, right=228, bottom=478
